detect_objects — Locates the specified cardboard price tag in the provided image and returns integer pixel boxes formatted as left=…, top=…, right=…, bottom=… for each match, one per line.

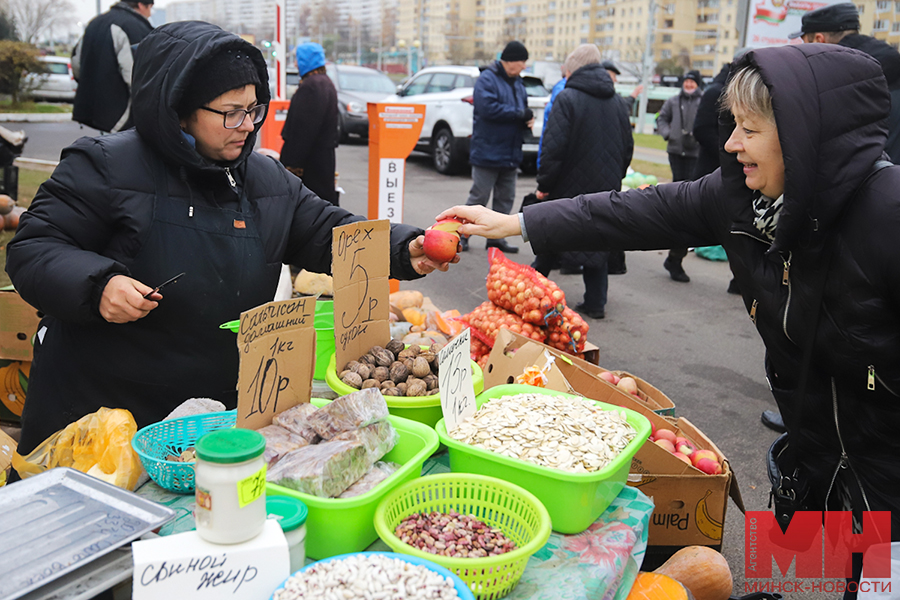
left=236, top=297, right=316, bottom=430
left=332, top=220, right=391, bottom=371
left=438, top=328, right=477, bottom=432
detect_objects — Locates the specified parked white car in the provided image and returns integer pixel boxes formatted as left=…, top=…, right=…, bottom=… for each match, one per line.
left=387, top=65, right=550, bottom=174
left=25, top=56, right=77, bottom=102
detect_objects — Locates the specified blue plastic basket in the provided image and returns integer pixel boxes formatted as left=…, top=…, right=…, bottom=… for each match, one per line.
left=131, top=410, right=237, bottom=494
left=269, top=552, right=476, bottom=600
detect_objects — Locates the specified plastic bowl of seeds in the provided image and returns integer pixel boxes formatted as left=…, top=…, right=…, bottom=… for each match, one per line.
left=434, top=384, right=652, bottom=535
left=270, top=551, right=474, bottom=600
left=374, top=473, right=551, bottom=600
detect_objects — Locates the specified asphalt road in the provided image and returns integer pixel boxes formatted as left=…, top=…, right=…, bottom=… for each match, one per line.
left=16, top=126, right=829, bottom=599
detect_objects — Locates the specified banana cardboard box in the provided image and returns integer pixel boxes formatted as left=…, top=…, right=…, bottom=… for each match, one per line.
left=0, top=287, right=40, bottom=362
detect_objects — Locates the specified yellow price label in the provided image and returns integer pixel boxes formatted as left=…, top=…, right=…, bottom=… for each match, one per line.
left=236, top=465, right=266, bottom=508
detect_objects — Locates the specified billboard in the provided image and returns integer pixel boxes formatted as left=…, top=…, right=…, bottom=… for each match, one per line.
left=743, top=0, right=846, bottom=48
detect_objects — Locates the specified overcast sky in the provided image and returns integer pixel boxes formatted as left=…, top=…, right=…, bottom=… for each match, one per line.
left=71, top=0, right=172, bottom=29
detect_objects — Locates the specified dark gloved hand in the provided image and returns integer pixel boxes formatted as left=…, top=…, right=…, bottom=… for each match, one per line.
left=523, top=108, right=534, bottom=122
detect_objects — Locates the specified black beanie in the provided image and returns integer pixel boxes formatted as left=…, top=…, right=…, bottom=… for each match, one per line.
left=178, top=48, right=261, bottom=117
left=501, top=41, right=529, bottom=62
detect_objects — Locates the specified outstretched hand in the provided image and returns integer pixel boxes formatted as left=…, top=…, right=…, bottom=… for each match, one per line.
left=99, top=275, right=159, bottom=323
left=434, top=205, right=522, bottom=240
left=408, top=235, right=460, bottom=275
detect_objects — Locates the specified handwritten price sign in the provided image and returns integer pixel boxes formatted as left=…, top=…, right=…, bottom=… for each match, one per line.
left=438, top=328, right=477, bottom=432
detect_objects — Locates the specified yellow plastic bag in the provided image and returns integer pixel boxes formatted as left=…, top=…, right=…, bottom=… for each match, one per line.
left=0, top=429, right=16, bottom=487
left=12, top=407, right=143, bottom=490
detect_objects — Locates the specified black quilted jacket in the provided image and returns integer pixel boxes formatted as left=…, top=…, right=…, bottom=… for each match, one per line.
left=536, top=63, right=632, bottom=268
left=525, top=45, right=900, bottom=532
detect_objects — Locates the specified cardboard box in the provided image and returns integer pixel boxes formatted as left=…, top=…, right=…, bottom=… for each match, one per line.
left=0, top=288, right=41, bottom=362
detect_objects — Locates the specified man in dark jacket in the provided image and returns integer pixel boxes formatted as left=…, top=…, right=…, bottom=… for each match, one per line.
left=7, top=22, right=454, bottom=457
left=280, top=43, right=339, bottom=204
left=442, top=46, right=900, bottom=594
left=462, top=40, right=534, bottom=254
left=534, top=45, right=633, bottom=319
left=657, top=70, right=703, bottom=283
left=791, top=2, right=900, bottom=162
left=72, top=1, right=153, bottom=133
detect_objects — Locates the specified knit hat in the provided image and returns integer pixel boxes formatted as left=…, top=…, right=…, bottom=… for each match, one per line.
left=564, top=44, right=601, bottom=75
left=178, top=47, right=261, bottom=117
left=296, top=42, right=326, bottom=77
left=683, top=70, right=703, bottom=88
left=500, top=41, right=529, bottom=62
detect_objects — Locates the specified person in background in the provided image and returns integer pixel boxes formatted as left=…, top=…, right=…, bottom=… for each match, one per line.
left=72, top=1, right=154, bottom=133
left=280, top=43, right=339, bottom=205
left=6, top=21, right=456, bottom=460
left=461, top=40, right=534, bottom=254
left=656, top=70, right=703, bottom=283
left=533, top=45, right=633, bottom=320
left=439, top=47, right=900, bottom=598
left=791, top=2, right=900, bottom=162
left=603, top=59, right=643, bottom=276
left=536, top=64, right=567, bottom=172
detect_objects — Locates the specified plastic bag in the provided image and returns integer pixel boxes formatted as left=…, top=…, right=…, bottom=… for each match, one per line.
left=266, top=440, right=368, bottom=497
left=459, top=301, right=546, bottom=349
left=307, top=388, right=389, bottom=440
left=545, top=307, right=590, bottom=354
left=332, top=420, right=398, bottom=464
left=11, top=407, right=143, bottom=490
left=339, top=461, right=401, bottom=498
left=486, top=248, right=567, bottom=325
left=273, top=402, right=321, bottom=443
left=259, top=424, right=311, bottom=467
left=694, top=245, right=728, bottom=261
left=0, top=429, right=15, bottom=487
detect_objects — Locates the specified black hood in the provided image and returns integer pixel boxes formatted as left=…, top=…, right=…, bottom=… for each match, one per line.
left=565, top=63, right=615, bottom=99
left=131, top=21, right=271, bottom=173
left=721, top=43, right=889, bottom=252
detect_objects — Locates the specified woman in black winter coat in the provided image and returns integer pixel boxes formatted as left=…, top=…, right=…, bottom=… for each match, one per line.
left=440, top=44, right=900, bottom=594
left=533, top=45, right=633, bottom=319
left=6, top=21, right=455, bottom=456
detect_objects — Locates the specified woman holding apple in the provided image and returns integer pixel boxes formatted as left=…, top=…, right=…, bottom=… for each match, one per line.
left=439, top=43, right=900, bottom=594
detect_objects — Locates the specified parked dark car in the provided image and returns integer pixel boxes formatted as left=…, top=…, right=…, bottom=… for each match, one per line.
left=324, top=64, right=397, bottom=142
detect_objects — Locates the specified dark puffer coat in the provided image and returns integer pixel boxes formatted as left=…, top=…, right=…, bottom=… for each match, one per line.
left=469, top=61, right=529, bottom=169
left=524, top=44, right=900, bottom=536
left=692, top=63, right=730, bottom=179
left=657, top=87, right=702, bottom=158
left=6, top=21, right=423, bottom=454
left=536, top=64, right=633, bottom=269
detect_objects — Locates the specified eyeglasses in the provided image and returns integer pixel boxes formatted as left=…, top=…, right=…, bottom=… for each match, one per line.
left=199, top=104, right=267, bottom=129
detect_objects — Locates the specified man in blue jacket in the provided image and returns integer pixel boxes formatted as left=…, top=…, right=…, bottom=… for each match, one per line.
left=462, top=41, right=534, bottom=253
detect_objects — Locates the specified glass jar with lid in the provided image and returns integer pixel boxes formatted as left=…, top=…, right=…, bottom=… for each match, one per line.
left=194, top=428, right=267, bottom=544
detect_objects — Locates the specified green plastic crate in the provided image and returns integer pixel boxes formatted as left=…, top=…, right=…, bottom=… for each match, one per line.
left=266, top=398, right=439, bottom=559
left=435, top=384, right=651, bottom=534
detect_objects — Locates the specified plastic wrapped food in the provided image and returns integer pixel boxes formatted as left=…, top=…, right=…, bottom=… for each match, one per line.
left=339, top=461, right=401, bottom=498
left=273, top=402, right=321, bottom=443
left=266, top=440, right=368, bottom=498
left=307, top=388, right=389, bottom=440
left=332, top=420, right=398, bottom=464
left=258, top=424, right=311, bottom=467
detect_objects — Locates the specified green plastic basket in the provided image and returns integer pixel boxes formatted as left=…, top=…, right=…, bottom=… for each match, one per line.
left=374, top=473, right=552, bottom=600
left=131, top=410, right=237, bottom=494
left=436, top=384, right=651, bottom=534
left=325, top=352, right=484, bottom=428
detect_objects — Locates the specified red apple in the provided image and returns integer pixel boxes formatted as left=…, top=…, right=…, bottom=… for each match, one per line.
left=650, top=421, right=657, bottom=438
left=672, top=452, right=692, bottom=465
left=599, top=371, right=617, bottom=384
left=654, top=429, right=677, bottom=444
left=653, top=438, right=676, bottom=453
left=616, top=376, right=638, bottom=395
left=695, top=457, right=723, bottom=475
left=431, top=219, right=463, bottom=233
left=423, top=225, right=460, bottom=263
left=675, top=437, right=695, bottom=455
left=690, top=449, right=718, bottom=468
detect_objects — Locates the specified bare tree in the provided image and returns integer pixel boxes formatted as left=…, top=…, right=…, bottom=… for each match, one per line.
left=9, top=0, right=75, bottom=45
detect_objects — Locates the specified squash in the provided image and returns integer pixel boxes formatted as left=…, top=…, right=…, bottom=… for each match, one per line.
left=654, top=546, right=733, bottom=600
left=626, top=572, right=693, bottom=600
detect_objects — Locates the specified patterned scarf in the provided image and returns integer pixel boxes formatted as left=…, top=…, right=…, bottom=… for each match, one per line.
left=752, top=193, right=783, bottom=241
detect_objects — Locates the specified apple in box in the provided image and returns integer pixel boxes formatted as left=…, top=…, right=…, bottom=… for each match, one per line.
left=424, top=219, right=462, bottom=263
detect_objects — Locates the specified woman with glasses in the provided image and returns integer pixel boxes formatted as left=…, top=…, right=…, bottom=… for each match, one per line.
left=5, top=21, right=455, bottom=457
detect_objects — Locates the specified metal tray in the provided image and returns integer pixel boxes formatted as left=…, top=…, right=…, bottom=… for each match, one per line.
left=0, top=467, right=176, bottom=600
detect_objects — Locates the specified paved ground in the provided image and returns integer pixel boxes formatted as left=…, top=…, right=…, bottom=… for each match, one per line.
left=14, top=127, right=832, bottom=599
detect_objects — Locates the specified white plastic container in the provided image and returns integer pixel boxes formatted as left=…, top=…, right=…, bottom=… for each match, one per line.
left=266, top=496, right=308, bottom=573
left=194, top=428, right=267, bottom=544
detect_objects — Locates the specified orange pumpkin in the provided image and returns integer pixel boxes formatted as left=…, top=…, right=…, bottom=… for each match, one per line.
left=655, top=546, right=733, bottom=600
left=626, top=572, right=693, bottom=600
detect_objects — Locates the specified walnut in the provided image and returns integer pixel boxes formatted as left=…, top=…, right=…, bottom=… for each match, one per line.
left=423, top=373, right=439, bottom=391
left=412, top=356, right=431, bottom=378
left=407, top=345, right=422, bottom=356
left=429, top=342, right=445, bottom=355
left=380, top=379, right=396, bottom=389
left=383, top=387, right=403, bottom=396
left=355, top=363, right=373, bottom=381
left=402, top=357, right=415, bottom=372
left=386, top=339, right=405, bottom=355
left=362, top=379, right=379, bottom=389
left=373, top=366, right=390, bottom=383
left=395, top=381, right=408, bottom=395
left=418, top=351, right=436, bottom=365
left=341, top=371, right=363, bottom=389
left=406, top=379, right=428, bottom=397
left=374, top=349, right=394, bottom=367
left=370, top=345, right=386, bottom=356
left=389, top=362, right=410, bottom=383
left=359, top=353, right=377, bottom=366
left=339, top=369, right=352, bottom=379
left=343, top=360, right=361, bottom=373
left=398, top=348, right=418, bottom=360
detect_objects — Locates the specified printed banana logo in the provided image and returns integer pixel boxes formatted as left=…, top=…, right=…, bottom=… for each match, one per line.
left=695, top=489, right=723, bottom=540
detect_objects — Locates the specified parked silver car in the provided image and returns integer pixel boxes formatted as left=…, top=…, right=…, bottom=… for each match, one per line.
left=25, top=56, right=77, bottom=102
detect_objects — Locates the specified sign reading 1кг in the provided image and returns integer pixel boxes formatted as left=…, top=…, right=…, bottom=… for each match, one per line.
left=235, top=297, right=316, bottom=430
left=332, top=219, right=391, bottom=371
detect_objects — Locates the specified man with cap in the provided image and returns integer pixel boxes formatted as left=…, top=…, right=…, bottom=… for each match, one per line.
left=656, top=69, right=703, bottom=282
left=280, top=43, right=339, bottom=204
left=791, top=2, right=900, bottom=162
left=461, top=40, right=534, bottom=253
left=72, top=1, right=154, bottom=133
